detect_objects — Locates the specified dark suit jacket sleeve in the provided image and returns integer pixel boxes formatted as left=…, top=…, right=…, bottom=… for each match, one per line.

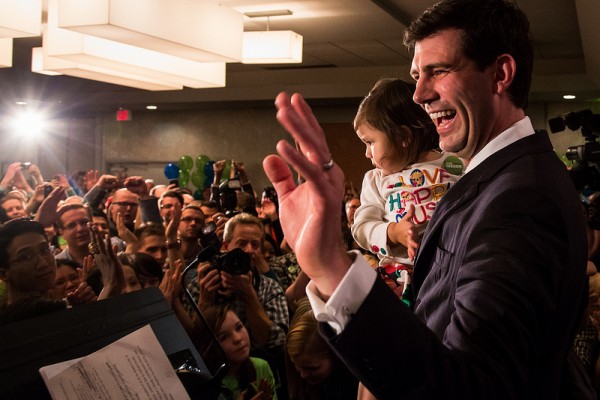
left=320, top=277, right=455, bottom=400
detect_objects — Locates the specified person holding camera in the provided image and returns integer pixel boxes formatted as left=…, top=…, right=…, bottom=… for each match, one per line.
left=189, top=212, right=289, bottom=397
left=192, top=213, right=288, bottom=348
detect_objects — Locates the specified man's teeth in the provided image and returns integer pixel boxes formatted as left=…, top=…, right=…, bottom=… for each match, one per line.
left=429, top=110, right=456, bottom=119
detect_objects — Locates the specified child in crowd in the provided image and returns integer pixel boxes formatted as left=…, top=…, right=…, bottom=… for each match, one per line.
left=198, top=304, right=277, bottom=400
left=352, top=78, right=463, bottom=305
left=286, top=297, right=358, bottom=400
left=48, top=259, right=82, bottom=301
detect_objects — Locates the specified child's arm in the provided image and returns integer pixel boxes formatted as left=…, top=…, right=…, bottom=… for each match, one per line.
left=386, top=205, right=420, bottom=260
left=350, top=173, right=389, bottom=255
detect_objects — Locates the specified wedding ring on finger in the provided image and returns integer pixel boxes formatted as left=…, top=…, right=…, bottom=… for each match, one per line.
left=323, top=159, right=334, bottom=171
left=88, top=242, right=100, bottom=255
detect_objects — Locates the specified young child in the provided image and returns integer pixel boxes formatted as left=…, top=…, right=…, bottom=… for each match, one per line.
left=351, top=78, right=464, bottom=305
left=200, top=304, right=278, bottom=400
left=286, top=297, right=358, bottom=400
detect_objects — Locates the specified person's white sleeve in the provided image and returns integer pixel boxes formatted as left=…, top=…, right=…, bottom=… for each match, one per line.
left=352, top=172, right=390, bottom=257
left=306, top=250, right=377, bottom=335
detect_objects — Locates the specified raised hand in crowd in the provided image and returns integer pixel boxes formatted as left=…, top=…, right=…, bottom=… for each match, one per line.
left=0, top=162, right=23, bottom=191
left=233, top=160, right=249, bottom=184
left=213, top=159, right=226, bottom=184
left=94, top=174, right=119, bottom=191
left=34, top=186, right=67, bottom=227
left=11, top=167, right=33, bottom=195
left=116, top=211, right=137, bottom=253
left=64, top=280, right=97, bottom=306
left=28, top=163, right=44, bottom=186
left=56, top=174, right=73, bottom=191
left=124, top=175, right=149, bottom=198
left=25, top=183, right=53, bottom=216
left=89, top=223, right=124, bottom=299
left=165, top=201, right=184, bottom=272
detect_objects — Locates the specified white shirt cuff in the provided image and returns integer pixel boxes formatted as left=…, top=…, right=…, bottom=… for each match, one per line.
left=306, top=250, right=377, bottom=335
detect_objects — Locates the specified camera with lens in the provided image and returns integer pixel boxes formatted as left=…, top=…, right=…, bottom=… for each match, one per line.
left=549, top=109, right=600, bottom=190
left=210, top=248, right=251, bottom=275
left=195, top=246, right=251, bottom=276
left=199, top=221, right=221, bottom=251
left=219, top=179, right=241, bottom=218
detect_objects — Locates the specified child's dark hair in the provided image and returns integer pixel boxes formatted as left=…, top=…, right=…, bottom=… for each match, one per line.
left=353, top=78, right=439, bottom=169
left=193, top=304, right=256, bottom=393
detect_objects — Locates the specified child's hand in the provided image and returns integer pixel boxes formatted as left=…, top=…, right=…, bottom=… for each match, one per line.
left=406, top=224, right=420, bottom=261
left=388, top=205, right=416, bottom=247
left=387, top=205, right=422, bottom=260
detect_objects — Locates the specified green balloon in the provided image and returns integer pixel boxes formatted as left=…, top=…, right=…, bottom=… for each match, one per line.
left=196, top=154, right=210, bottom=167
left=179, top=169, right=190, bottom=187
left=191, top=169, right=205, bottom=188
left=179, top=155, right=193, bottom=171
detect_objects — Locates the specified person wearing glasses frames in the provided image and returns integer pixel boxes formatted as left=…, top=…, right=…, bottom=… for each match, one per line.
left=0, top=219, right=97, bottom=325
left=54, top=204, right=92, bottom=267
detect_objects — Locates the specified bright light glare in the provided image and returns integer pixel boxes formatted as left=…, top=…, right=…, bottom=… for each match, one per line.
left=10, top=111, right=46, bottom=138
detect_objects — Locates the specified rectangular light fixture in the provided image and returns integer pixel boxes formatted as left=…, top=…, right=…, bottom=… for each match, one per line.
left=44, top=0, right=225, bottom=89
left=0, top=0, right=42, bottom=38
left=242, top=30, right=303, bottom=64
left=55, top=0, right=244, bottom=63
left=32, top=47, right=183, bottom=91
left=0, top=38, right=12, bottom=67
left=45, top=30, right=226, bottom=88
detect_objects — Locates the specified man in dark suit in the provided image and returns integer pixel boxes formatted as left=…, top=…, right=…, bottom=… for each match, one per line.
left=263, top=0, right=589, bottom=398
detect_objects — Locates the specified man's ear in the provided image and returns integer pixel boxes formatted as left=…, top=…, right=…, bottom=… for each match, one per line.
left=493, top=53, right=516, bottom=95
left=222, top=241, right=230, bottom=251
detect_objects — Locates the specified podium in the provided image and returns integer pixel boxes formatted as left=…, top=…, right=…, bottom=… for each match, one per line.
left=0, top=288, right=216, bottom=399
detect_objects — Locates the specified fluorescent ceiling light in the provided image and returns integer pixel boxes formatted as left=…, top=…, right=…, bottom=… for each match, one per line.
left=242, top=30, right=303, bottom=64
left=45, top=29, right=226, bottom=88
left=55, top=0, right=243, bottom=63
left=45, top=0, right=225, bottom=89
left=0, top=38, right=12, bottom=67
left=0, top=0, right=42, bottom=38
left=32, top=47, right=183, bottom=91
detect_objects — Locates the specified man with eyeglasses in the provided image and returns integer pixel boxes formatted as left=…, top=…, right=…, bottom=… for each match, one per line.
left=107, top=188, right=139, bottom=234
left=177, top=205, right=205, bottom=264
left=55, top=203, right=92, bottom=266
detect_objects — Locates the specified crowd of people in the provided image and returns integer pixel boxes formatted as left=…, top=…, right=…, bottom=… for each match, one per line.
left=0, top=155, right=364, bottom=399
left=1, top=0, right=600, bottom=398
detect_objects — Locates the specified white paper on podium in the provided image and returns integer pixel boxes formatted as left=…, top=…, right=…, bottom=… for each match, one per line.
left=39, top=324, right=190, bottom=400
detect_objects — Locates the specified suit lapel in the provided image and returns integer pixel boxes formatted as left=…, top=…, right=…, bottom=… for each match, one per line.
left=412, top=131, right=548, bottom=295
